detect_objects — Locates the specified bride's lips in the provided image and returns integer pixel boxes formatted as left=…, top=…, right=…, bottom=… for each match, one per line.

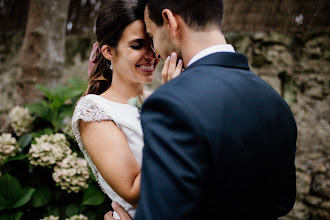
left=136, top=63, right=155, bottom=72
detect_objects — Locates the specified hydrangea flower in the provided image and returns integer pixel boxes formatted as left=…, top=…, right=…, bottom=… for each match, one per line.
left=9, top=106, right=35, bottom=136
left=65, top=214, right=89, bottom=220
left=0, top=133, right=20, bottom=163
left=62, top=121, right=74, bottom=139
left=52, top=153, right=89, bottom=193
left=39, top=216, right=59, bottom=220
left=28, top=133, right=72, bottom=167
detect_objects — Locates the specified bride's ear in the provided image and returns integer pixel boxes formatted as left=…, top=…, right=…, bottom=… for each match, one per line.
left=101, top=45, right=114, bottom=61
left=162, top=9, right=179, bottom=38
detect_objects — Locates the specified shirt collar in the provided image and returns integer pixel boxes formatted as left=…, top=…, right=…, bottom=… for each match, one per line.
left=187, top=44, right=235, bottom=67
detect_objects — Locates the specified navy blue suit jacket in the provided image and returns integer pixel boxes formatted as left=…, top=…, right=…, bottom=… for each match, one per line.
left=135, top=52, right=296, bottom=219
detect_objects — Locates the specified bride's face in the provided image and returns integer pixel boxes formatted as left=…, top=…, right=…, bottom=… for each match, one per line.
left=112, top=20, right=158, bottom=84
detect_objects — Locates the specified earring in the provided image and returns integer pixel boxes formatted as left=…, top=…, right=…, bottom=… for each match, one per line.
left=109, top=59, right=113, bottom=70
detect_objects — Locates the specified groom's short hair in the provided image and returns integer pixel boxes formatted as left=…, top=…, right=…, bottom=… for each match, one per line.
left=137, top=0, right=224, bottom=31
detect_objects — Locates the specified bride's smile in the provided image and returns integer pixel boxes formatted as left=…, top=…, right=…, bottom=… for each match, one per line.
left=136, top=63, right=155, bottom=72
left=109, top=20, right=158, bottom=84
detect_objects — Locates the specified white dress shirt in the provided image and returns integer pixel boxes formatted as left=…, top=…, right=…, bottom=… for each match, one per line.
left=187, top=44, right=235, bottom=67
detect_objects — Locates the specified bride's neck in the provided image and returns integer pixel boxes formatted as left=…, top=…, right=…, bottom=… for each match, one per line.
left=101, top=77, right=144, bottom=104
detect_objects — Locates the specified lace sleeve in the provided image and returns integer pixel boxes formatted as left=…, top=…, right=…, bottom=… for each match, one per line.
left=71, top=96, right=112, bottom=192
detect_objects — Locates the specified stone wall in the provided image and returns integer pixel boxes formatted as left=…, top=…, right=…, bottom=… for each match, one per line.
left=0, top=31, right=329, bottom=219
left=226, top=31, right=330, bottom=220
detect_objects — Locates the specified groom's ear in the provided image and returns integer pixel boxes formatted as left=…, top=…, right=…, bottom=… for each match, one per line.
left=101, top=45, right=114, bottom=61
left=162, top=9, right=179, bottom=39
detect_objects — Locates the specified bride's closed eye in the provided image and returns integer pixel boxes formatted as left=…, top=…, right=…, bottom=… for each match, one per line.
left=129, top=39, right=147, bottom=50
left=130, top=43, right=145, bottom=50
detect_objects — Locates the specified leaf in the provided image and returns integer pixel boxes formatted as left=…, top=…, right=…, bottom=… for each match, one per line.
left=53, top=188, right=63, bottom=202
left=82, top=184, right=106, bottom=206
left=25, top=103, right=52, bottom=120
left=54, top=86, right=84, bottom=102
left=35, top=84, right=53, bottom=100
left=46, top=206, right=61, bottom=218
left=18, top=133, right=32, bottom=150
left=49, top=99, right=63, bottom=112
left=69, top=77, right=87, bottom=89
left=0, top=211, right=23, bottom=220
left=31, top=187, right=52, bottom=207
left=59, top=104, right=74, bottom=119
left=31, top=131, right=46, bottom=138
left=43, top=128, right=54, bottom=134
left=0, top=174, right=24, bottom=210
left=65, top=204, right=80, bottom=217
left=12, top=187, right=35, bottom=208
left=52, top=86, right=71, bottom=102
left=88, top=169, right=96, bottom=182
left=63, top=88, right=84, bottom=101
left=2, top=154, right=28, bottom=164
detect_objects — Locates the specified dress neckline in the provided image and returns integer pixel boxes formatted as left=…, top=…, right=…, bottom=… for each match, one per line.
left=88, top=94, right=138, bottom=109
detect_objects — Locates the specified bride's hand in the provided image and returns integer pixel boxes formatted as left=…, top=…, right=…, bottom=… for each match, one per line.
left=162, top=52, right=183, bottom=84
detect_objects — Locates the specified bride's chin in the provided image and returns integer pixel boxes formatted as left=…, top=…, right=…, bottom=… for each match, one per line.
left=138, top=72, right=154, bottom=82
left=141, top=74, right=153, bottom=83
left=144, top=76, right=153, bottom=83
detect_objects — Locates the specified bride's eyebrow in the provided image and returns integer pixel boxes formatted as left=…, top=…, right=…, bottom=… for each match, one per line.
left=127, top=39, right=146, bottom=44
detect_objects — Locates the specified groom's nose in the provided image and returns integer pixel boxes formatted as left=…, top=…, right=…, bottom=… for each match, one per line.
left=145, top=45, right=157, bottom=60
left=150, top=44, right=161, bottom=59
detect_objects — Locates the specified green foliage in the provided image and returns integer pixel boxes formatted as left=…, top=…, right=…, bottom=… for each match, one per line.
left=2, top=154, right=28, bottom=164
left=82, top=184, right=106, bottom=206
left=0, top=211, right=23, bottom=220
left=26, top=77, right=86, bottom=133
left=31, top=187, right=52, bottom=207
left=0, top=174, right=35, bottom=210
left=18, top=134, right=32, bottom=150
left=0, top=78, right=112, bottom=219
left=65, top=204, right=80, bottom=217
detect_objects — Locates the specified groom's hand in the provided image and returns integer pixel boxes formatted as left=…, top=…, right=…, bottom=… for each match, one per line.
left=162, top=52, right=183, bottom=84
left=104, top=202, right=132, bottom=220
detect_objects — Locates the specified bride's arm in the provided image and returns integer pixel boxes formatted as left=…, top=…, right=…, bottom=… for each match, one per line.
left=80, top=120, right=140, bottom=208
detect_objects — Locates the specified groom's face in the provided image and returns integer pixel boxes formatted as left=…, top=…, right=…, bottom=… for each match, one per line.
left=144, top=7, right=178, bottom=61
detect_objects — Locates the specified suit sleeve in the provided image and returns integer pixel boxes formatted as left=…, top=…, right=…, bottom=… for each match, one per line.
left=135, top=91, right=209, bottom=220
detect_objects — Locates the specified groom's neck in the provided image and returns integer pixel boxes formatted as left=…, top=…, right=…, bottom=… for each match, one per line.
left=180, top=28, right=227, bottom=67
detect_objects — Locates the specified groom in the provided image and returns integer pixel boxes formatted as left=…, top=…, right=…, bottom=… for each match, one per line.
left=107, top=0, right=297, bottom=219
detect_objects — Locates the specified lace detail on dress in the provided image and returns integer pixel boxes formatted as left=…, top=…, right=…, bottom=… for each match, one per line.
left=72, top=96, right=112, bottom=194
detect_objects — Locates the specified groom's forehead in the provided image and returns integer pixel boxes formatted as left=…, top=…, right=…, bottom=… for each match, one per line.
left=143, top=7, right=153, bottom=34
left=143, top=6, right=150, bottom=22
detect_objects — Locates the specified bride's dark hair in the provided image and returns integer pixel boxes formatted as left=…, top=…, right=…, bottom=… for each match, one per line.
left=85, top=0, right=141, bottom=95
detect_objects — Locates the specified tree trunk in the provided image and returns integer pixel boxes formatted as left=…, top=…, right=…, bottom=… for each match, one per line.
left=15, top=0, right=70, bottom=105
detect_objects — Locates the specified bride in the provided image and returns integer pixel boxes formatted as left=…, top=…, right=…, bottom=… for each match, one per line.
left=72, top=0, right=182, bottom=219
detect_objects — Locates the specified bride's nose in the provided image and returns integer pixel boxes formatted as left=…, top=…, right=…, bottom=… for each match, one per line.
left=144, top=44, right=156, bottom=60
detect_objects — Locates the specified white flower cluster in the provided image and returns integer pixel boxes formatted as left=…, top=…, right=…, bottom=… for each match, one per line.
left=39, top=214, right=88, bottom=220
left=0, top=133, right=20, bottom=162
left=63, top=122, right=74, bottom=139
left=65, top=214, right=89, bottom=220
left=28, top=133, right=72, bottom=167
left=39, top=216, right=59, bottom=220
left=9, top=106, right=35, bottom=136
left=52, top=153, right=89, bottom=193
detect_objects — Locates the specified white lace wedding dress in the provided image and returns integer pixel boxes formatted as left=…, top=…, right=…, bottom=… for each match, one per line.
left=72, top=94, right=144, bottom=219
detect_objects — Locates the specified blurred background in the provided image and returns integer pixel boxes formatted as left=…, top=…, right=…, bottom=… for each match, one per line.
left=0, top=0, right=329, bottom=219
